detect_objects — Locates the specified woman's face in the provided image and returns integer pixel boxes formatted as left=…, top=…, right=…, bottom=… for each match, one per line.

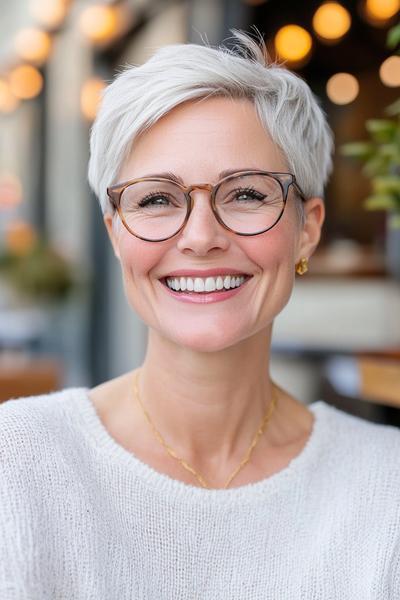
left=104, top=97, right=323, bottom=352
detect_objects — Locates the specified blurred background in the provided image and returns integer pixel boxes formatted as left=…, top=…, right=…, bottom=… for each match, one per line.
left=0, top=0, right=399, bottom=426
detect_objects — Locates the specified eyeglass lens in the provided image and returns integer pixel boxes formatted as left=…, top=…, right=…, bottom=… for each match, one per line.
left=119, top=173, right=285, bottom=240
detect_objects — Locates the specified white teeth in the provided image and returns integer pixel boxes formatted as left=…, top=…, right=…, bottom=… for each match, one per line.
left=205, top=277, right=216, bottom=292
left=194, top=278, right=205, bottom=292
left=216, top=276, right=224, bottom=290
left=165, top=274, right=247, bottom=293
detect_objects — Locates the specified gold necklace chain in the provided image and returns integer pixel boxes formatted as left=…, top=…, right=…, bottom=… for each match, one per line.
left=132, top=368, right=278, bottom=489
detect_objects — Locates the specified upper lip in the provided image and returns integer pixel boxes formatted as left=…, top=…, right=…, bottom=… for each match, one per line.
left=161, top=268, right=252, bottom=279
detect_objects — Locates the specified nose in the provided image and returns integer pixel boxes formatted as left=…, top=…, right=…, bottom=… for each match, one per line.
left=187, top=183, right=213, bottom=194
left=175, top=187, right=230, bottom=255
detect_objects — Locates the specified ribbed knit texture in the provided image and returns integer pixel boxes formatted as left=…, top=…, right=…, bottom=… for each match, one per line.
left=1, top=388, right=399, bottom=599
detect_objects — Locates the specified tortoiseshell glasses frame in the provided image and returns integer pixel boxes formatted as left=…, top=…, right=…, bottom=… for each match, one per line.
left=106, top=169, right=306, bottom=243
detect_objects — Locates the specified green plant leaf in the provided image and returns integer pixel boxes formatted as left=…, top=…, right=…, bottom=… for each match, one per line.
left=379, top=143, right=400, bottom=159
left=363, top=155, right=390, bottom=177
left=388, top=212, right=400, bottom=228
left=366, top=119, right=397, bottom=142
left=364, top=194, right=398, bottom=210
left=387, top=24, right=400, bottom=49
left=0, top=239, right=74, bottom=301
left=372, top=175, right=400, bottom=193
left=385, top=99, right=400, bottom=116
left=340, top=142, right=374, bottom=159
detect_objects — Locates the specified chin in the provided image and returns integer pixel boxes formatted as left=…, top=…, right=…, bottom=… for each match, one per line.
left=167, top=328, right=243, bottom=353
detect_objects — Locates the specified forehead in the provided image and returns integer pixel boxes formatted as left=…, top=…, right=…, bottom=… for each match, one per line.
left=119, top=97, right=287, bottom=182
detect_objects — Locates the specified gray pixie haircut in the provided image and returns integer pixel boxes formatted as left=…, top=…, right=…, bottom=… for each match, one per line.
left=88, top=29, right=334, bottom=221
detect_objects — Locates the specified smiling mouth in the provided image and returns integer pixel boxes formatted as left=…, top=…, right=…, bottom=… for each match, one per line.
left=160, top=274, right=253, bottom=294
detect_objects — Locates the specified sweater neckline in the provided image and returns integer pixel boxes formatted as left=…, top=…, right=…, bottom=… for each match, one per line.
left=71, top=387, right=330, bottom=505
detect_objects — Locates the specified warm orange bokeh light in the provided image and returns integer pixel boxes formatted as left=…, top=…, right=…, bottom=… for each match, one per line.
left=79, top=5, right=119, bottom=44
left=326, top=72, right=359, bottom=104
left=380, top=55, right=400, bottom=87
left=29, top=0, right=68, bottom=30
left=0, top=174, right=23, bottom=209
left=365, top=0, right=399, bottom=22
left=80, top=78, right=106, bottom=121
left=312, top=2, right=351, bottom=41
left=5, top=221, right=38, bottom=256
left=274, top=25, right=313, bottom=63
left=14, top=28, right=52, bottom=66
left=9, top=65, right=43, bottom=100
left=0, top=79, right=20, bottom=113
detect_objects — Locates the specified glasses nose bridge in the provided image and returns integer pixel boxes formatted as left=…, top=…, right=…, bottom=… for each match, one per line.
left=182, top=182, right=221, bottom=233
left=185, top=182, right=214, bottom=200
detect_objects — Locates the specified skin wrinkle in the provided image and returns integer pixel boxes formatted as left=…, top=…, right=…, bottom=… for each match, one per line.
left=98, top=96, right=324, bottom=484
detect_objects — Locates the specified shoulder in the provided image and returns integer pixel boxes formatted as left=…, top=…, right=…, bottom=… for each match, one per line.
left=0, top=388, right=90, bottom=511
left=316, top=401, right=400, bottom=498
left=0, top=387, right=81, bottom=425
left=319, top=401, right=400, bottom=459
left=0, top=387, right=88, bottom=459
left=322, top=400, right=400, bottom=447
left=0, top=389, right=88, bottom=562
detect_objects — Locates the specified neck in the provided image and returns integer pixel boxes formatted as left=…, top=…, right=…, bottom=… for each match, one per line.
left=136, top=326, right=281, bottom=472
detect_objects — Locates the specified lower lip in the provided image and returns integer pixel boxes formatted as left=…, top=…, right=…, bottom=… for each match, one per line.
left=159, top=277, right=252, bottom=304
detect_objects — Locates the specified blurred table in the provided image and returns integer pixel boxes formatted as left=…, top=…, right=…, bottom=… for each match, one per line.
left=0, top=353, right=62, bottom=402
left=357, top=355, right=400, bottom=408
left=272, top=271, right=400, bottom=411
left=273, top=277, right=400, bottom=354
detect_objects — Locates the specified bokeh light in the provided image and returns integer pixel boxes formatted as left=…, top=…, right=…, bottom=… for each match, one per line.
left=80, top=78, right=106, bottom=121
left=379, top=55, right=400, bottom=86
left=365, top=0, right=400, bottom=22
left=0, top=173, right=23, bottom=209
left=0, top=79, right=20, bottom=113
left=274, top=25, right=313, bottom=63
left=312, top=2, right=351, bottom=42
left=326, top=72, right=359, bottom=104
left=79, top=5, right=119, bottom=44
left=28, top=0, right=69, bottom=30
left=14, top=28, right=52, bottom=66
left=9, top=65, right=43, bottom=100
left=5, top=221, right=38, bottom=256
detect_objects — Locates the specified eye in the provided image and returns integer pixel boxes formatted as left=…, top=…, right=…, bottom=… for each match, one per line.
left=138, top=192, right=173, bottom=207
left=232, top=187, right=266, bottom=202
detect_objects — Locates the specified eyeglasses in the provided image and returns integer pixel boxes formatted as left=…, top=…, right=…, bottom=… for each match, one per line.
left=106, top=169, right=306, bottom=242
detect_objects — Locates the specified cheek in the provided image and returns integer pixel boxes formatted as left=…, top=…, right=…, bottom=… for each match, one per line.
left=240, top=222, right=297, bottom=270
left=118, top=233, right=164, bottom=278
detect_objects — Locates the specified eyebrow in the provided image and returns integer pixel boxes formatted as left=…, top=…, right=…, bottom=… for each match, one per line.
left=139, top=169, right=259, bottom=184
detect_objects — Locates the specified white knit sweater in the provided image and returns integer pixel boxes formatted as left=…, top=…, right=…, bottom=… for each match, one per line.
left=1, top=388, right=399, bottom=600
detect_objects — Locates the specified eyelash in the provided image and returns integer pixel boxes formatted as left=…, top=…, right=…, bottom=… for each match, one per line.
left=138, top=187, right=266, bottom=207
left=232, top=187, right=265, bottom=201
left=138, top=191, right=173, bottom=207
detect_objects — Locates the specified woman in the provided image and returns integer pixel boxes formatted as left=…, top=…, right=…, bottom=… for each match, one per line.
left=1, top=30, right=399, bottom=599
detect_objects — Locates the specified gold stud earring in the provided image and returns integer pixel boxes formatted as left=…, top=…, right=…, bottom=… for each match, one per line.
left=295, top=257, right=309, bottom=275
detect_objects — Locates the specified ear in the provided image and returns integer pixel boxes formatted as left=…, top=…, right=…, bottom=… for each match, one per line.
left=103, top=213, right=121, bottom=260
left=296, top=197, right=325, bottom=262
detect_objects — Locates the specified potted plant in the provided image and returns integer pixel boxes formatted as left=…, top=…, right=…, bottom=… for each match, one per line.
left=0, top=221, right=75, bottom=307
left=341, top=23, right=400, bottom=279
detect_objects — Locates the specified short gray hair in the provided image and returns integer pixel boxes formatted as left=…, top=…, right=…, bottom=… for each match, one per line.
left=88, top=29, right=334, bottom=221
